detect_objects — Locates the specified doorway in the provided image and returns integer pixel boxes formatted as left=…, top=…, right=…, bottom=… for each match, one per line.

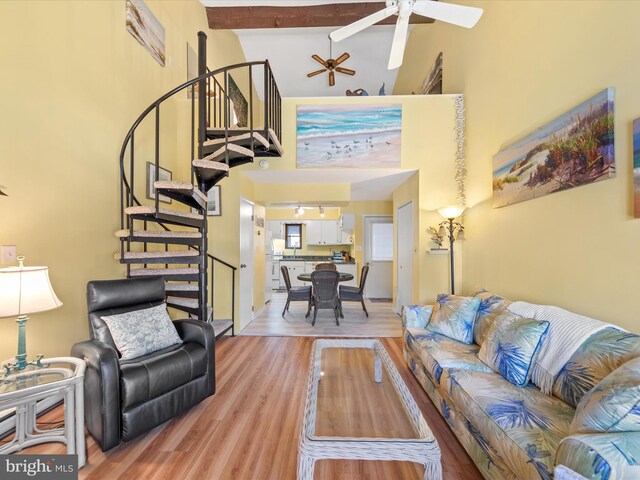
left=239, top=198, right=254, bottom=331
left=396, top=202, right=413, bottom=313
left=363, top=215, right=393, bottom=300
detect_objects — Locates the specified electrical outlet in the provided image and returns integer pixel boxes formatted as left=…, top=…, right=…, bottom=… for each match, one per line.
left=2, top=245, right=17, bottom=264
left=355, top=246, right=362, bottom=252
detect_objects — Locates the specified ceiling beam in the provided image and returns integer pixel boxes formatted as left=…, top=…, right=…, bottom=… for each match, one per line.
left=205, top=3, right=435, bottom=30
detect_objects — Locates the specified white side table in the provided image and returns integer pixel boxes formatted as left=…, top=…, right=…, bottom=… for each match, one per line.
left=0, top=357, right=86, bottom=467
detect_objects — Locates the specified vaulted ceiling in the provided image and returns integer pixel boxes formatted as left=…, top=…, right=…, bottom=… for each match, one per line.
left=200, top=1, right=434, bottom=97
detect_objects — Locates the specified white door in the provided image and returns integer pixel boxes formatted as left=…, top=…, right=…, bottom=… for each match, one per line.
left=363, top=215, right=393, bottom=299
left=396, top=202, right=413, bottom=313
left=239, top=198, right=254, bottom=330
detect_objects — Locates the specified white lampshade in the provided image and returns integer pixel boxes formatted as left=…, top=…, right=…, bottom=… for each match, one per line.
left=437, top=205, right=466, bottom=219
left=0, top=265, right=63, bottom=318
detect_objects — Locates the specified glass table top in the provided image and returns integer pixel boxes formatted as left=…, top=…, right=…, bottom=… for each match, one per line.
left=0, top=365, right=74, bottom=394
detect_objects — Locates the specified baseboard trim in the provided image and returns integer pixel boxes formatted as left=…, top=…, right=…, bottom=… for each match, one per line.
left=253, top=304, right=266, bottom=319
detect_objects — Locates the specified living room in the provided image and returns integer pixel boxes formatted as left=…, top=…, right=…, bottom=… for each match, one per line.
left=1, top=1, right=639, bottom=479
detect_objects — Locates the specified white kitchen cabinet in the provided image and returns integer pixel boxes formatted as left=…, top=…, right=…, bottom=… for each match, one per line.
left=340, top=214, right=355, bottom=232
left=339, top=229, right=353, bottom=245
left=305, top=221, right=323, bottom=245
left=305, top=220, right=340, bottom=245
left=280, top=261, right=305, bottom=287
left=267, top=220, right=284, bottom=239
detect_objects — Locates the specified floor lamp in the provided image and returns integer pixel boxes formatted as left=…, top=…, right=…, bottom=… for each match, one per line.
left=437, top=206, right=465, bottom=295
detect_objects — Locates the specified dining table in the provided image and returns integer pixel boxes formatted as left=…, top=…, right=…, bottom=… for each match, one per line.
left=296, top=272, right=354, bottom=283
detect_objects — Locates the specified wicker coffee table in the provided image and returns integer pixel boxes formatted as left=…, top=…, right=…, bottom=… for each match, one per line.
left=298, top=339, right=442, bottom=479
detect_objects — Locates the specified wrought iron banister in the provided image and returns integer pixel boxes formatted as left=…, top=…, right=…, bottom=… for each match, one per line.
left=117, top=30, right=281, bottom=326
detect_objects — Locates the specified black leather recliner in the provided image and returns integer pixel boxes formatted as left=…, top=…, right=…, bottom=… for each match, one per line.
left=71, top=277, right=215, bottom=451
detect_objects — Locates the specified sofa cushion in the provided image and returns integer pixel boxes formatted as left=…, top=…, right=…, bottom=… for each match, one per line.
left=120, top=342, right=208, bottom=410
left=571, top=357, right=640, bottom=434
left=472, top=289, right=512, bottom=345
left=405, top=327, right=493, bottom=384
left=402, top=305, right=434, bottom=330
left=553, top=328, right=640, bottom=408
left=101, top=303, right=182, bottom=360
left=441, top=368, right=575, bottom=480
left=427, top=294, right=481, bottom=344
left=479, top=312, right=550, bottom=387
left=556, top=432, right=640, bottom=480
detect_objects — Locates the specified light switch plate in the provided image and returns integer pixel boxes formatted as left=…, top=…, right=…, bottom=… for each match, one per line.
left=2, top=245, right=17, bottom=265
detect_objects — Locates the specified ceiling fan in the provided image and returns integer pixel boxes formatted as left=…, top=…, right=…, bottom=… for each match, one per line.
left=307, top=44, right=355, bottom=87
left=330, top=0, right=484, bottom=70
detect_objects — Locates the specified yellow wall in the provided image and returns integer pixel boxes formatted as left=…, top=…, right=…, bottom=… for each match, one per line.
left=396, top=1, right=640, bottom=331
left=0, top=0, right=249, bottom=358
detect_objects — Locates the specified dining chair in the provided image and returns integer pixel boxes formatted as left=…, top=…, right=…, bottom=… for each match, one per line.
left=338, top=264, right=370, bottom=317
left=314, top=263, right=337, bottom=271
left=309, top=270, right=341, bottom=326
left=281, top=265, right=312, bottom=317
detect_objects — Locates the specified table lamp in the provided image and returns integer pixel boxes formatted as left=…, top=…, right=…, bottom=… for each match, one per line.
left=0, top=255, right=62, bottom=377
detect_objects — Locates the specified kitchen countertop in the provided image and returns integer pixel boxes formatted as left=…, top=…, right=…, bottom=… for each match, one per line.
left=279, top=255, right=356, bottom=264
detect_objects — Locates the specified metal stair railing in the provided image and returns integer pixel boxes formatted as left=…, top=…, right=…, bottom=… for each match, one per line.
left=117, top=30, right=281, bottom=325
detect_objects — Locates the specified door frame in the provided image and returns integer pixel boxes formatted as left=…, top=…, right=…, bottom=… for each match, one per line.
left=239, top=197, right=254, bottom=331
left=362, top=214, right=393, bottom=299
left=395, top=201, right=413, bottom=314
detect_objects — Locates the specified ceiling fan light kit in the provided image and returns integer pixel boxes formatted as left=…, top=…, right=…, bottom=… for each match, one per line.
left=329, top=0, right=483, bottom=70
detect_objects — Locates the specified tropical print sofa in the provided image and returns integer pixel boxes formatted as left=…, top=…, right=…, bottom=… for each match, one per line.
left=402, top=290, right=640, bottom=480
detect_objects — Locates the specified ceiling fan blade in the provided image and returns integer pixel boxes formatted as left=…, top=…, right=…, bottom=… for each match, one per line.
left=311, top=54, right=329, bottom=68
left=307, top=68, right=327, bottom=78
left=388, top=13, right=410, bottom=70
left=330, top=5, right=398, bottom=42
left=334, top=52, right=350, bottom=66
left=335, top=67, right=356, bottom=76
left=412, top=1, right=484, bottom=29
left=329, top=70, right=335, bottom=87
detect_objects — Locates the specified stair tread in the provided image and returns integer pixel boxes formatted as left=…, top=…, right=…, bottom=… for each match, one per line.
left=130, top=268, right=199, bottom=276
left=118, top=250, right=200, bottom=260
left=202, top=143, right=254, bottom=162
left=164, top=283, right=199, bottom=291
left=268, top=128, right=284, bottom=156
left=115, top=230, right=202, bottom=239
left=166, top=297, right=198, bottom=307
left=192, top=160, right=231, bottom=171
left=203, top=131, right=269, bottom=149
left=154, top=182, right=207, bottom=203
left=124, top=206, right=204, bottom=220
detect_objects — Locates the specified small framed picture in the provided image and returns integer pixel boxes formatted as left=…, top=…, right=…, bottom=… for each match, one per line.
left=146, top=162, right=172, bottom=203
left=207, top=185, right=221, bottom=216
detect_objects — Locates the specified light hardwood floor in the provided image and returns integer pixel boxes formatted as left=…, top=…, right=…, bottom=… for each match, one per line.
left=23, top=337, right=481, bottom=480
left=241, top=293, right=403, bottom=337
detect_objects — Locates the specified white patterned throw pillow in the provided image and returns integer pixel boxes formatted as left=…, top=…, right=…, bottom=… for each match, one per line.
left=101, top=303, right=182, bottom=360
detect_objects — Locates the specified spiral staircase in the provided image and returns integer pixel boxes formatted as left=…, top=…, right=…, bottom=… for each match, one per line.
left=116, top=31, right=282, bottom=340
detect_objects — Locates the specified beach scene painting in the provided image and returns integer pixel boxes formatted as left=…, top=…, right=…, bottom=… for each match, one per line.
left=126, top=0, right=165, bottom=67
left=634, top=119, right=640, bottom=217
left=493, top=88, right=615, bottom=208
left=296, top=104, right=402, bottom=168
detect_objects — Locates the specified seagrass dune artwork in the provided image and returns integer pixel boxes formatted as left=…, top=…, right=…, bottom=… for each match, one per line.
left=296, top=104, right=402, bottom=168
left=126, top=0, right=165, bottom=67
left=493, top=88, right=615, bottom=208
